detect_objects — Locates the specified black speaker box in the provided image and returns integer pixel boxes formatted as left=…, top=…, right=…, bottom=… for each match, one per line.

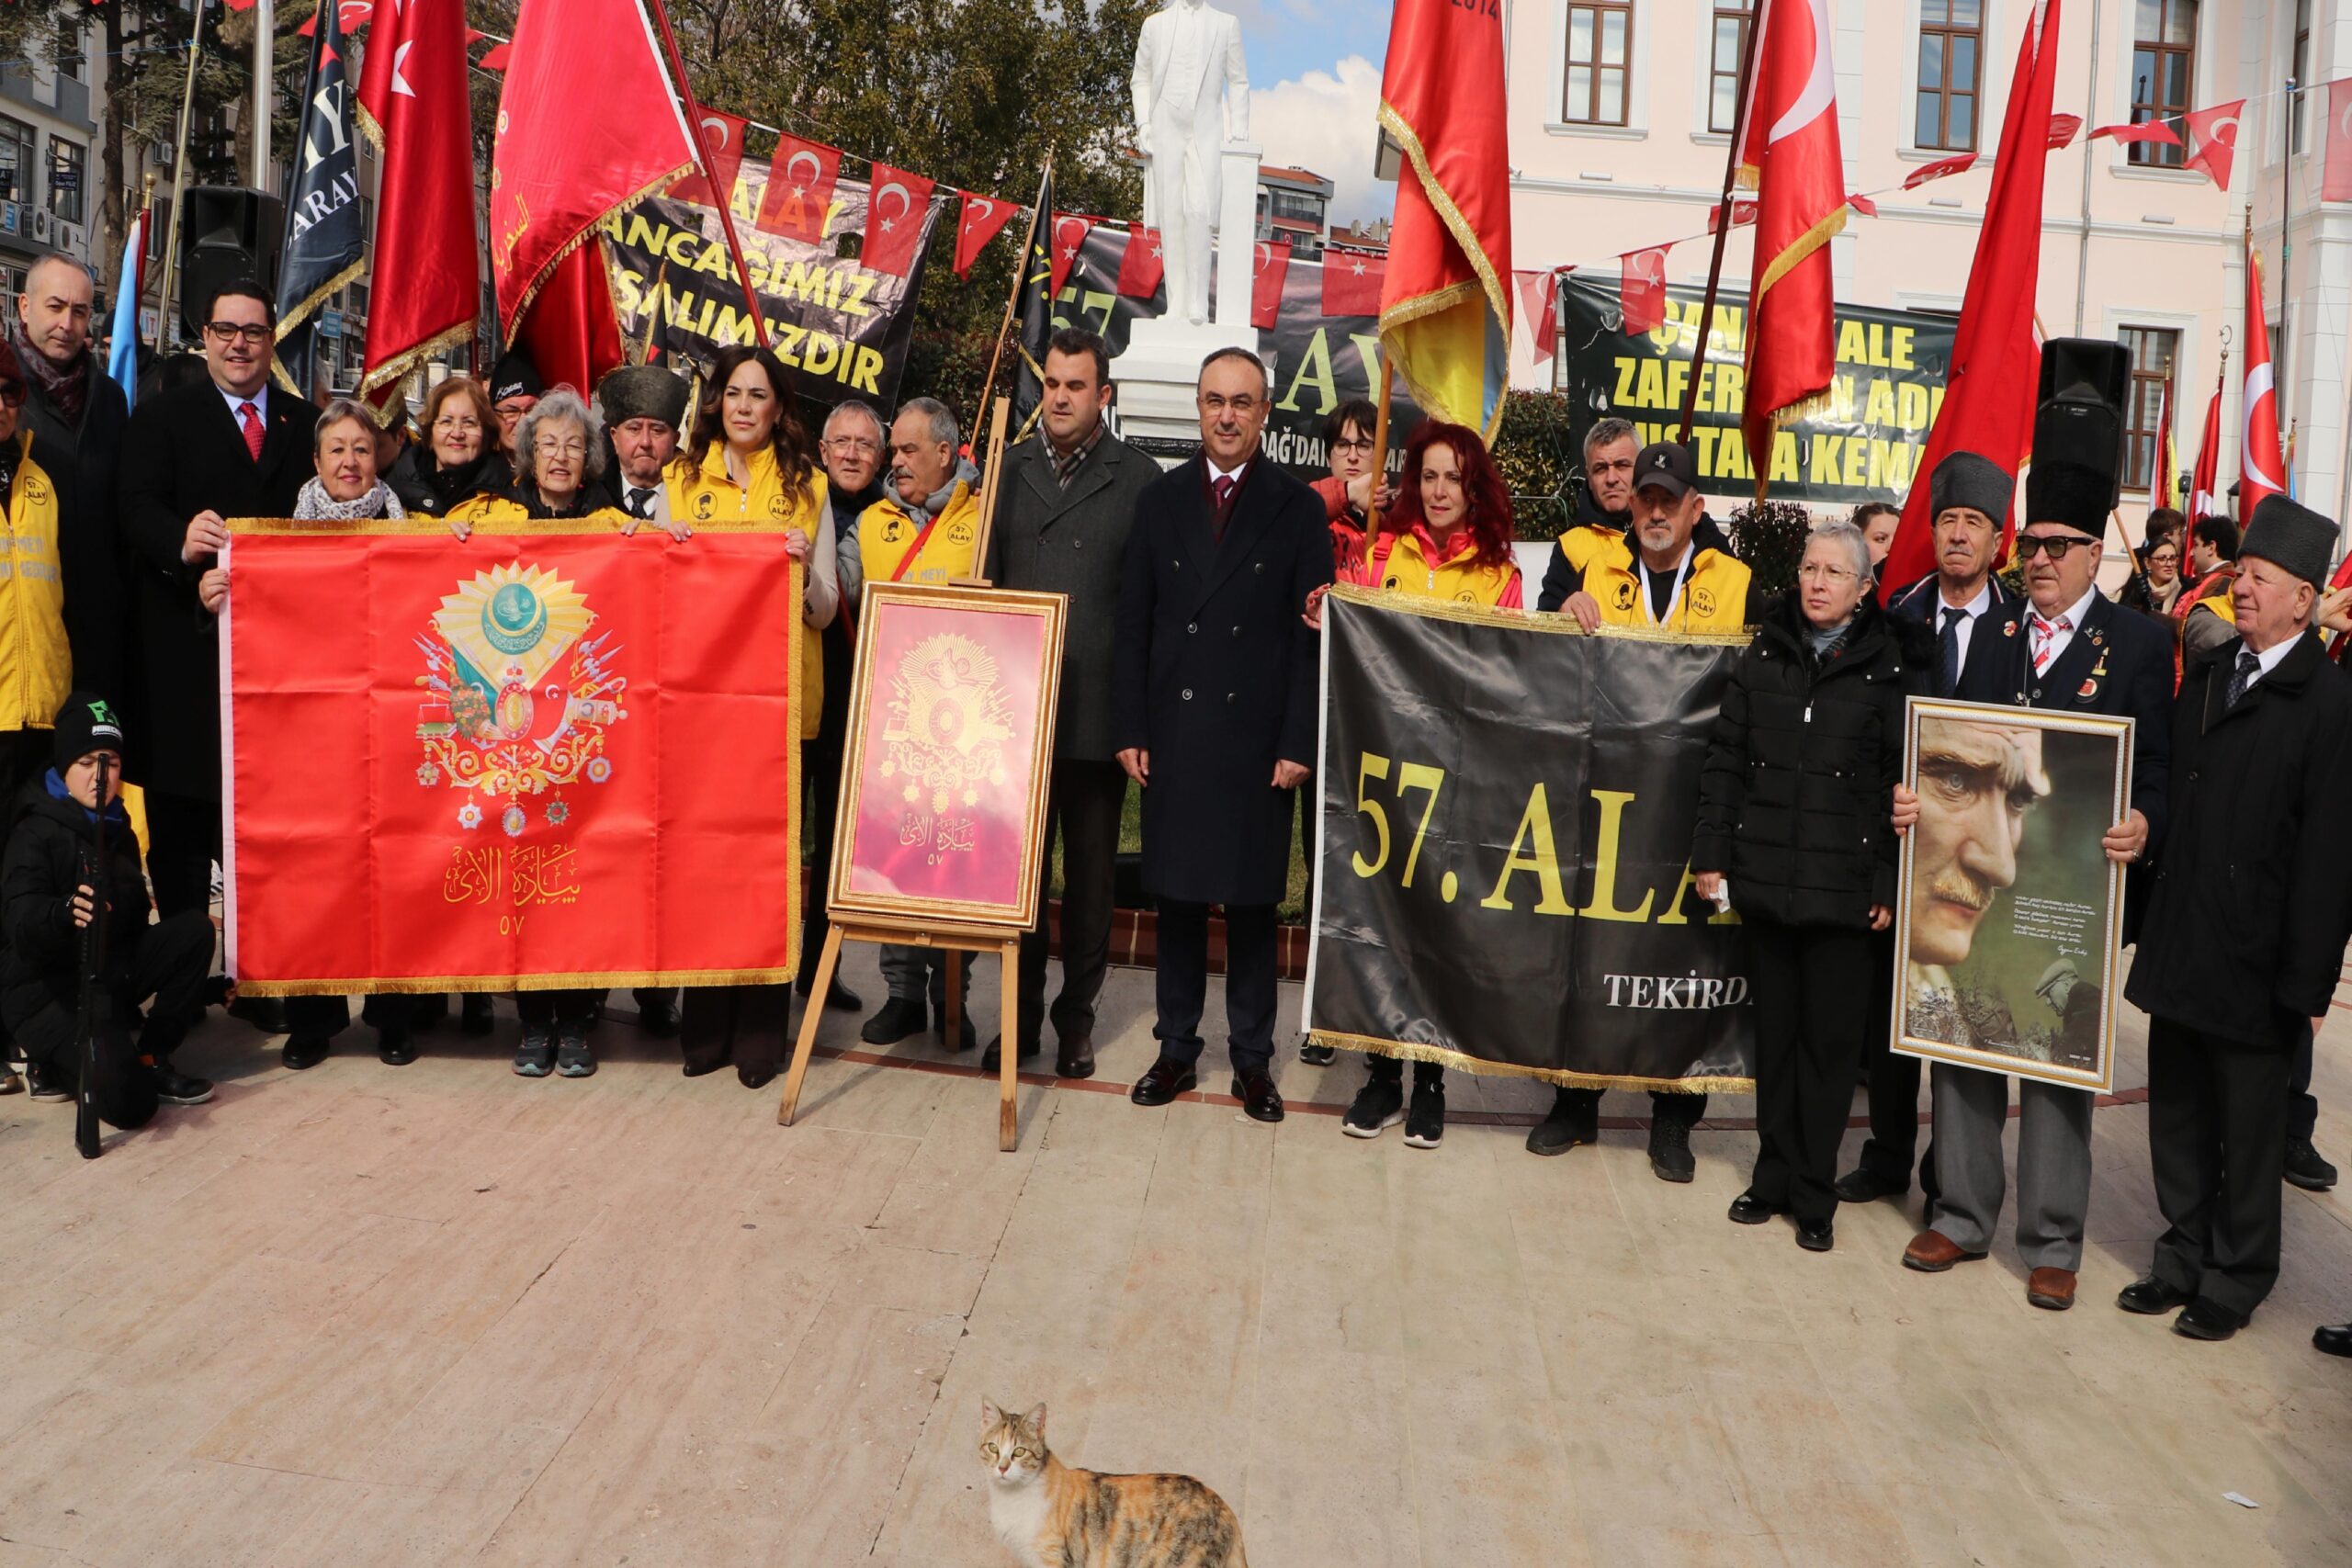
left=177, top=186, right=285, bottom=340
left=2033, top=336, right=2129, bottom=505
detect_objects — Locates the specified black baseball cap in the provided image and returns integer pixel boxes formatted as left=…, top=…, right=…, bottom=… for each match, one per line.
left=1632, top=441, right=1697, bottom=498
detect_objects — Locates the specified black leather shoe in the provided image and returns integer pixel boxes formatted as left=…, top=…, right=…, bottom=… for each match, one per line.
left=981, top=1035, right=1041, bottom=1071
left=1231, top=1070, right=1284, bottom=1123
left=1647, top=1116, right=1695, bottom=1183
left=1794, top=1219, right=1835, bottom=1253
left=736, top=1061, right=776, bottom=1090
left=228, top=995, right=287, bottom=1033
left=151, top=1065, right=214, bottom=1105
left=637, top=994, right=680, bottom=1038
left=2313, top=1323, right=2352, bottom=1359
left=2284, top=1138, right=2339, bottom=1191
left=1727, top=1191, right=1782, bottom=1226
left=1833, top=1166, right=1909, bottom=1204
left=1056, top=1034, right=1096, bottom=1079
left=2116, top=1274, right=2195, bottom=1315
left=2173, top=1297, right=2245, bottom=1342
left=377, top=1032, right=419, bottom=1066
left=1299, top=1041, right=1336, bottom=1066
left=1526, top=1087, right=1599, bottom=1156
left=860, top=996, right=928, bottom=1045
left=281, top=1034, right=331, bottom=1071
left=1130, top=1058, right=1197, bottom=1106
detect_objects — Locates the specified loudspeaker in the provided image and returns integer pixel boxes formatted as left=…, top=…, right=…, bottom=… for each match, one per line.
left=2032, top=336, right=2130, bottom=506
left=177, top=186, right=284, bottom=340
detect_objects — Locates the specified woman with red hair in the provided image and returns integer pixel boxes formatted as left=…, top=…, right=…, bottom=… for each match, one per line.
left=1305, top=420, right=1521, bottom=1147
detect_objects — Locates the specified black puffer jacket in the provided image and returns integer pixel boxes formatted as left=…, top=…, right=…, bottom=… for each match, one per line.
left=1, top=777, right=150, bottom=1032
left=1691, top=592, right=1928, bottom=928
left=386, top=444, right=511, bottom=518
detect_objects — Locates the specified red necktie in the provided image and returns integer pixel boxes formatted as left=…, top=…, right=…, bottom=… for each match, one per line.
left=1212, top=475, right=1236, bottom=511
left=238, top=401, right=265, bottom=462
left=2030, top=613, right=2070, bottom=675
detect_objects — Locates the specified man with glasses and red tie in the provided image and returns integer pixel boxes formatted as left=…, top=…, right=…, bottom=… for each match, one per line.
left=119, top=281, right=318, bottom=1069
left=1892, top=455, right=2172, bottom=1313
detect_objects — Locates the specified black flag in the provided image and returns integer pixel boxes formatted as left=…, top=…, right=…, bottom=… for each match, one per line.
left=1010, top=163, right=1056, bottom=440
left=274, top=0, right=365, bottom=395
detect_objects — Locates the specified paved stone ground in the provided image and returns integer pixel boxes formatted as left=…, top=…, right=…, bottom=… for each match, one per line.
left=0, top=942, right=2346, bottom=1566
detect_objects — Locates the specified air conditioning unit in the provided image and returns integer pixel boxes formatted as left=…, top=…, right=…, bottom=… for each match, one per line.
left=31, top=209, right=50, bottom=242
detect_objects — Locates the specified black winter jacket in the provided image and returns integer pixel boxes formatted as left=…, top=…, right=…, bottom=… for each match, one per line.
left=1, top=778, right=150, bottom=1032
left=387, top=444, right=510, bottom=517
left=1691, top=592, right=1928, bottom=928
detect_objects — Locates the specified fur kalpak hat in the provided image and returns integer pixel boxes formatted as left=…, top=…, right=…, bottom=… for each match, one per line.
left=2238, top=494, right=2337, bottom=589
left=1928, top=450, right=2012, bottom=526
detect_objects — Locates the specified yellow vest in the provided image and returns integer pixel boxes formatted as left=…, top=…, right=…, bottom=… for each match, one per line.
left=1586, top=535, right=1753, bottom=634
left=2193, top=591, right=2235, bottom=625
left=669, top=441, right=829, bottom=739
left=859, top=480, right=982, bottom=589
left=1368, top=524, right=1521, bottom=610
left=0, top=432, right=71, bottom=732
left=1556, top=521, right=1624, bottom=575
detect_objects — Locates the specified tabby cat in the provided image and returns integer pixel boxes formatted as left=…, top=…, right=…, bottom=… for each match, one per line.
left=980, top=1398, right=1249, bottom=1568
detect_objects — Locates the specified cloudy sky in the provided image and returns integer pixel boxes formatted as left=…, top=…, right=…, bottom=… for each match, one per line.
left=1230, top=0, right=1395, bottom=228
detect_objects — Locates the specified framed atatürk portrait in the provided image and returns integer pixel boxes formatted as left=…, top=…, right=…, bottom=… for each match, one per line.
left=829, top=582, right=1068, bottom=930
left=1893, top=699, right=2133, bottom=1092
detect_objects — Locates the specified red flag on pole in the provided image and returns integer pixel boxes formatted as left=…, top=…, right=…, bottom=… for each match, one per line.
left=669, top=109, right=750, bottom=209
left=1880, top=0, right=2064, bottom=600
left=753, top=135, right=843, bottom=244
left=2324, top=80, right=2352, bottom=202
left=356, top=0, right=478, bottom=400
left=489, top=0, right=696, bottom=345
left=862, top=164, right=937, bottom=279
left=1115, top=224, right=1164, bottom=300
left=1512, top=269, right=1559, bottom=363
left=2090, top=119, right=2181, bottom=146
left=1377, top=0, right=1512, bottom=441
left=298, top=2, right=372, bottom=37
left=1049, top=215, right=1090, bottom=295
left=1620, top=246, right=1668, bottom=333
left=2183, top=99, right=2246, bottom=189
left=954, top=193, right=1021, bottom=279
left=1322, top=249, right=1386, bottom=315
left=1904, top=151, right=1980, bottom=189
left=2047, top=112, right=2083, bottom=148
left=1251, top=238, right=1292, bottom=330
left=1738, top=0, right=1849, bottom=491
left=1846, top=192, right=1880, bottom=217
left=510, top=239, right=627, bottom=395
left=477, top=41, right=511, bottom=70
left=2190, top=374, right=2223, bottom=516
left=2240, top=246, right=2287, bottom=517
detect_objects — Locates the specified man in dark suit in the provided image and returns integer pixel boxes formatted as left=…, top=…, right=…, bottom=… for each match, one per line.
left=1838, top=449, right=2021, bottom=1208
left=119, top=279, right=319, bottom=1075
left=2119, top=496, right=2352, bottom=1342
left=1113, top=346, right=1330, bottom=1122
left=982, top=328, right=1156, bottom=1080
left=1895, top=457, right=2172, bottom=1313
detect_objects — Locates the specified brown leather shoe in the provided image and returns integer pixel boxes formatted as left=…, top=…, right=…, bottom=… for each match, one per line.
left=1902, top=1230, right=1988, bottom=1273
left=2027, top=1268, right=2077, bottom=1311
left=1056, top=1034, right=1096, bottom=1080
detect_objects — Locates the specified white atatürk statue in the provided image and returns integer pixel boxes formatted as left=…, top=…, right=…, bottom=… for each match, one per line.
left=1132, top=0, right=1250, bottom=326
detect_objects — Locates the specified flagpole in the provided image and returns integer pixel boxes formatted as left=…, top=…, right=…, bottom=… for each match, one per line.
left=975, top=160, right=1052, bottom=424
left=154, top=0, right=209, bottom=355
left=1679, top=0, right=1764, bottom=446
left=2278, top=74, right=2296, bottom=434
left=645, top=0, right=770, bottom=350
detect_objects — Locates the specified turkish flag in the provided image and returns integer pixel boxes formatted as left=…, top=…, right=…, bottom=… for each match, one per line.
left=298, top=2, right=372, bottom=36
left=1322, top=249, right=1385, bottom=315
left=2327, top=80, right=2352, bottom=203
left=1705, top=197, right=1758, bottom=233
left=1620, top=246, right=1668, bottom=334
left=753, top=134, right=843, bottom=245
left=862, top=164, right=937, bottom=278
left=2183, top=99, right=2245, bottom=189
left=511, top=238, right=625, bottom=396
left=954, top=192, right=1021, bottom=279
left=1050, top=214, right=1090, bottom=295
left=2047, top=112, right=2083, bottom=148
left=1251, top=238, right=1292, bottom=330
left=2190, top=378, right=2223, bottom=517
left=2240, top=247, right=2287, bottom=516
left=1512, top=269, right=1558, bottom=363
left=478, top=41, right=511, bottom=70
left=222, top=520, right=805, bottom=994
left=670, top=109, right=751, bottom=209
left=2089, top=119, right=2181, bottom=146
left=1904, top=151, right=1980, bottom=189
left=488, top=0, right=696, bottom=343
left=1115, top=223, right=1164, bottom=299
left=1847, top=192, right=1879, bottom=217
left=357, top=0, right=477, bottom=399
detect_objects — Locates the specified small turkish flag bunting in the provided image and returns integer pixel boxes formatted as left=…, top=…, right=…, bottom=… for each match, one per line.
left=1512, top=269, right=1559, bottom=363
left=1049, top=214, right=1090, bottom=295
left=1251, top=238, right=1292, bottom=330
left=1903, top=151, right=1980, bottom=189
left=1115, top=223, right=1165, bottom=299
left=862, top=164, right=936, bottom=278
left=953, top=192, right=1020, bottom=279
left=2047, top=112, right=2084, bottom=149
left=2089, top=119, right=2183, bottom=146
left=2183, top=99, right=2245, bottom=190
left=752, top=134, right=843, bottom=245
left=1320, top=249, right=1385, bottom=316
left=1620, top=245, right=1669, bottom=334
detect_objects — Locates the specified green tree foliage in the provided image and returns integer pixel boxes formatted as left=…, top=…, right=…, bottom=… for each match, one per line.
left=1493, top=389, right=1580, bottom=542
left=1724, top=499, right=1813, bottom=600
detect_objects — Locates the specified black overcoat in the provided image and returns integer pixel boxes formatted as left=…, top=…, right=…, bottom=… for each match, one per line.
left=118, top=381, right=318, bottom=799
left=1692, top=592, right=1927, bottom=929
left=985, top=431, right=1156, bottom=761
left=1112, top=453, right=1330, bottom=907
left=21, top=361, right=129, bottom=705
left=2124, top=629, right=2352, bottom=1046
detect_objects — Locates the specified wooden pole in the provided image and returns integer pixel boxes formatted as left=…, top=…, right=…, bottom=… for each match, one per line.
left=976, top=161, right=1054, bottom=425
left=154, top=0, right=209, bottom=355
left=1364, top=358, right=1395, bottom=541
left=647, top=0, right=770, bottom=348
left=1679, top=0, right=1765, bottom=446
left=963, top=393, right=1012, bottom=585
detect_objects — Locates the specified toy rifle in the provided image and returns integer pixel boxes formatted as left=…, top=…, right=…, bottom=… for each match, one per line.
left=72, top=752, right=111, bottom=1160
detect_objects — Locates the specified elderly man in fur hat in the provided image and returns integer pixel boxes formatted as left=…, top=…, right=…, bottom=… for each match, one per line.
left=595, top=364, right=692, bottom=540
left=2120, top=495, right=2352, bottom=1343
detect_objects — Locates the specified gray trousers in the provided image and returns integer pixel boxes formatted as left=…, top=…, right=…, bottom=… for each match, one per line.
left=879, top=944, right=971, bottom=1007
left=1928, top=1062, right=2093, bottom=1270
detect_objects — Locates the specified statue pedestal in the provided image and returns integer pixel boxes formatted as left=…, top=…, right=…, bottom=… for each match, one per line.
left=1114, top=143, right=1270, bottom=466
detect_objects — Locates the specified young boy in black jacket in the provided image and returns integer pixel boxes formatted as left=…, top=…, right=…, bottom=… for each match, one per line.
left=1, top=694, right=216, bottom=1127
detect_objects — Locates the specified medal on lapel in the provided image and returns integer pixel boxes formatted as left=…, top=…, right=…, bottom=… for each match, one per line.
left=2081, top=653, right=2107, bottom=702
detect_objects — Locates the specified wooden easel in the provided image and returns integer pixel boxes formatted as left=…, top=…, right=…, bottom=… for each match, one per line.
left=778, top=919, right=1025, bottom=1150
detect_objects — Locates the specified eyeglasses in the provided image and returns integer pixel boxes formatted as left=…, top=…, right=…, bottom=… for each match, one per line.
left=0, top=382, right=23, bottom=410
left=433, top=413, right=482, bottom=433
left=533, top=437, right=588, bottom=458
left=203, top=321, right=273, bottom=344
left=1798, top=561, right=1858, bottom=583
left=2013, top=535, right=2095, bottom=560
left=824, top=435, right=880, bottom=456
left=1331, top=436, right=1375, bottom=455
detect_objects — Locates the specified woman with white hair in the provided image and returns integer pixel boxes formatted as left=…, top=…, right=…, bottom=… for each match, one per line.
left=452, top=386, right=622, bottom=526
left=1690, top=520, right=1928, bottom=1254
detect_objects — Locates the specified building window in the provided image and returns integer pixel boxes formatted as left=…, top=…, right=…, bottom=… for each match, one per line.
left=2120, top=326, right=2179, bottom=493
left=2292, top=0, right=2312, bottom=154
left=49, top=138, right=85, bottom=228
left=1563, top=2, right=1634, bottom=128
left=1917, top=1, right=1983, bottom=152
left=1708, top=3, right=1754, bottom=134
left=0, top=118, right=33, bottom=206
left=2131, top=0, right=2197, bottom=169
